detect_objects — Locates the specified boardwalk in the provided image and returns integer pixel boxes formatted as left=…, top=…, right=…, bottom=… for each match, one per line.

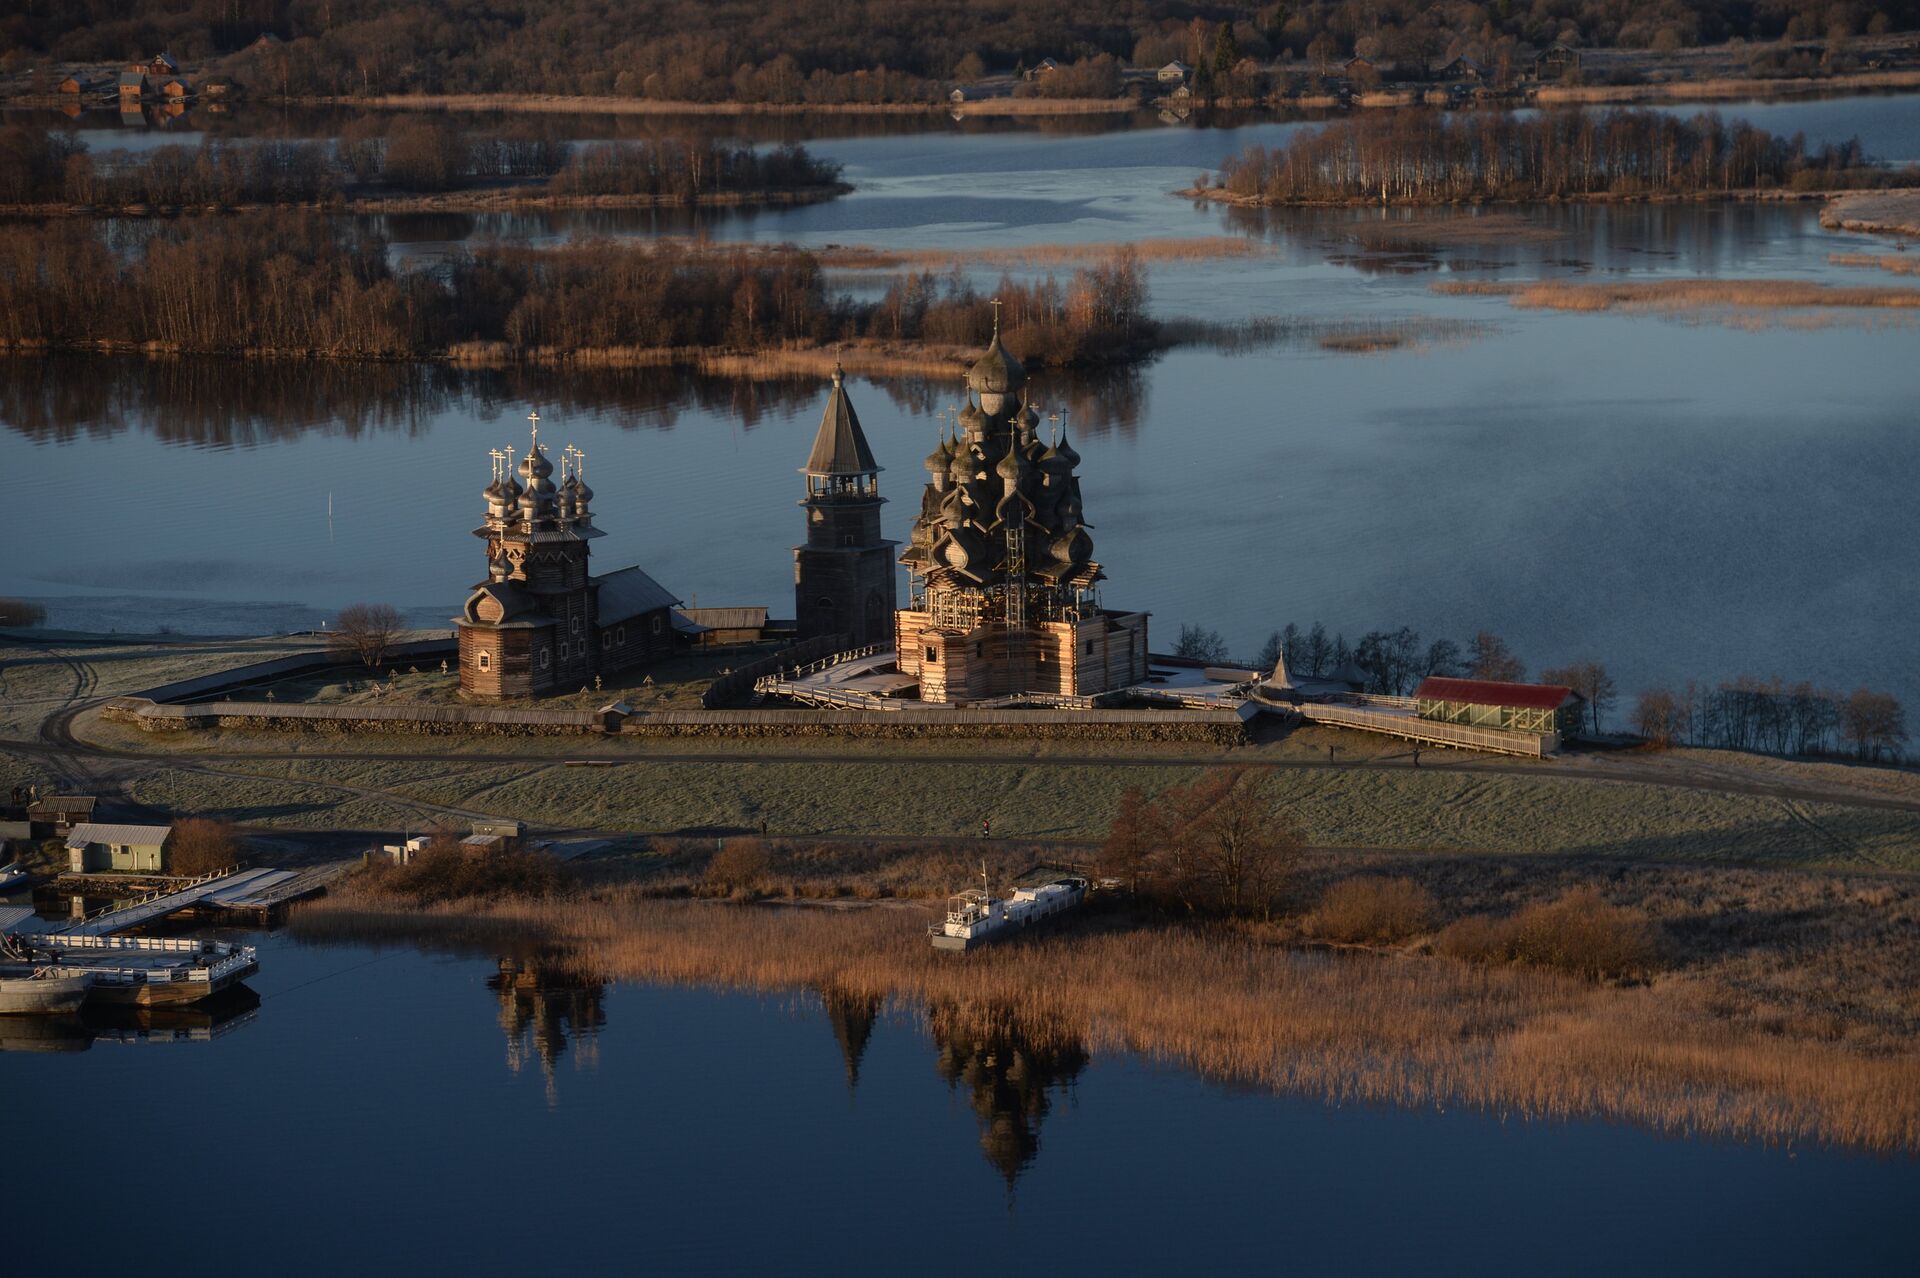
left=63, top=866, right=290, bottom=935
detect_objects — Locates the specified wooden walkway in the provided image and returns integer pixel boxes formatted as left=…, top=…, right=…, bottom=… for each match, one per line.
left=63, top=866, right=285, bottom=936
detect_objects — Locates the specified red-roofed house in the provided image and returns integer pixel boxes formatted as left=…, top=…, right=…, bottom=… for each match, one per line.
left=1414, top=676, right=1584, bottom=738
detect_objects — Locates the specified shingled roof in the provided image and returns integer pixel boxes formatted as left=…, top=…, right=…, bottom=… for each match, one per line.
left=803, top=367, right=880, bottom=477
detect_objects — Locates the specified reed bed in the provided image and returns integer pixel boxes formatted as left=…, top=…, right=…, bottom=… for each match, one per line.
left=296, top=861, right=1920, bottom=1153
left=1434, top=278, right=1920, bottom=312
left=1828, top=252, right=1920, bottom=277
left=815, top=238, right=1270, bottom=270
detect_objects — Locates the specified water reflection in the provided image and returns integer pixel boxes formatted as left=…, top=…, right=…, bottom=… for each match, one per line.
left=820, top=985, right=880, bottom=1091
left=0, top=354, right=1146, bottom=448
left=492, top=955, right=606, bottom=1106
left=927, top=1001, right=1089, bottom=1187
left=0, top=984, right=260, bottom=1053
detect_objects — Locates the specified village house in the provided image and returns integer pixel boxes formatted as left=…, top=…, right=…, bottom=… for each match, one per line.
left=1533, top=43, right=1581, bottom=80
left=1157, top=60, right=1190, bottom=87
left=117, top=70, right=148, bottom=102
left=27, top=794, right=97, bottom=837
left=679, top=607, right=772, bottom=647
left=156, top=77, right=191, bottom=100
left=66, top=822, right=174, bottom=874
left=1437, top=55, right=1488, bottom=83
left=1025, top=58, right=1061, bottom=81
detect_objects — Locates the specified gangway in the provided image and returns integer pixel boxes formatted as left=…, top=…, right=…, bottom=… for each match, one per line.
left=61, top=866, right=285, bottom=936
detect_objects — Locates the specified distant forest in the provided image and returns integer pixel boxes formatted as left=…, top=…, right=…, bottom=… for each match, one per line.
left=1213, top=108, right=1920, bottom=202
left=6, top=2, right=1918, bottom=102
left=0, top=119, right=842, bottom=208
left=0, top=214, right=1152, bottom=365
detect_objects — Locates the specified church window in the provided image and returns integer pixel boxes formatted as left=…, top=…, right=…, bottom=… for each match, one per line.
left=476, top=651, right=491, bottom=671
left=925, top=646, right=938, bottom=663
left=617, top=626, right=627, bottom=644
left=840, top=534, right=856, bottom=547
left=1085, top=639, right=1095, bottom=654
left=602, top=633, right=612, bottom=651
left=539, top=649, right=552, bottom=670
left=651, top=615, right=664, bottom=635
left=570, top=615, right=582, bottom=634
left=817, top=596, right=833, bottom=613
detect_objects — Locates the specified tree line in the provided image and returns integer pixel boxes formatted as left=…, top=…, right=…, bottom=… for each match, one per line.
left=1211, top=108, right=1920, bottom=204
left=1635, top=678, right=1907, bottom=760
left=0, top=121, right=842, bottom=208
left=0, top=214, right=1153, bottom=366
left=12, top=2, right=1916, bottom=104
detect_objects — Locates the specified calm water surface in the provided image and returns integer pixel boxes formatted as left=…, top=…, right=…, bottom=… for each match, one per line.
left=4, top=97, right=1919, bottom=707
left=2, top=933, right=1912, bottom=1275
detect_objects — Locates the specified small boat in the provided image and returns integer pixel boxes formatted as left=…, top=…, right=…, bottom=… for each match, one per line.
left=0, top=967, right=94, bottom=1015
left=0, top=862, right=29, bottom=893
left=930, top=868, right=1089, bottom=952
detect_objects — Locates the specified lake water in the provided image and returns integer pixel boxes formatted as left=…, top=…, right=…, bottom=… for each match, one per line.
left=4, top=97, right=1920, bottom=710
left=3, top=932, right=1913, bottom=1275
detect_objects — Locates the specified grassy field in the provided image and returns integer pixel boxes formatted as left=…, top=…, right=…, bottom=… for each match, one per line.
left=76, top=747, right=1920, bottom=871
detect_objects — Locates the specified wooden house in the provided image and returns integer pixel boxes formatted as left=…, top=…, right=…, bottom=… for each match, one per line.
left=66, top=822, right=173, bottom=873
left=28, top=794, right=97, bottom=837
left=117, top=70, right=148, bottom=102
left=1025, top=58, right=1061, bottom=81
left=1533, top=43, right=1581, bottom=80
left=157, top=77, right=190, bottom=100
left=679, top=607, right=770, bottom=647
left=1157, top=60, right=1191, bottom=86
left=147, top=53, right=180, bottom=78
left=57, top=75, right=91, bottom=95
left=1437, top=56, right=1487, bottom=83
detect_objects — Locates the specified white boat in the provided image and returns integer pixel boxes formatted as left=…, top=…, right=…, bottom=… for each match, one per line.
left=18, top=934, right=258, bottom=1006
left=0, top=862, right=29, bottom=893
left=930, top=869, right=1089, bottom=952
left=0, top=967, right=94, bottom=1015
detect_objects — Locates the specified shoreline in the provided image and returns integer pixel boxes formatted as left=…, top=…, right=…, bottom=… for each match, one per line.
left=1821, top=190, right=1920, bottom=237
left=284, top=72, right=1920, bottom=118
left=1180, top=184, right=1900, bottom=210
left=0, top=182, right=849, bottom=220
left=291, top=864, right=1920, bottom=1154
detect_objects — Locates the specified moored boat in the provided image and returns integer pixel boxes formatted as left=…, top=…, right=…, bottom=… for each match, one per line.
left=0, top=967, right=94, bottom=1015
left=930, top=870, right=1089, bottom=952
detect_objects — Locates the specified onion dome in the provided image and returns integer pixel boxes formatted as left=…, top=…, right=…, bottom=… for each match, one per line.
left=488, top=551, right=511, bottom=582
left=519, top=444, right=555, bottom=488
left=965, top=330, right=1026, bottom=396
left=924, top=432, right=954, bottom=473
left=1052, top=424, right=1081, bottom=469
left=571, top=473, right=593, bottom=514
left=957, top=401, right=986, bottom=435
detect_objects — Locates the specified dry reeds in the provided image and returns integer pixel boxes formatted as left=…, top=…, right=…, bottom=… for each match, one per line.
left=1434, top=278, right=1920, bottom=311
left=816, top=238, right=1269, bottom=271
left=294, top=860, right=1920, bottom=1152
left=1828, top=252, right=1920, bottom=276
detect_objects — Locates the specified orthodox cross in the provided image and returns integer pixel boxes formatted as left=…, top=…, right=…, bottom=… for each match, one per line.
left=527, top=409, right=541, bottom=452
left=989, top=297, right=1002, bottom=337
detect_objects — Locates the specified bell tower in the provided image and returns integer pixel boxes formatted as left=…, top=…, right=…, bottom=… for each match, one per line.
left=795, top=366, right=897, bottom=647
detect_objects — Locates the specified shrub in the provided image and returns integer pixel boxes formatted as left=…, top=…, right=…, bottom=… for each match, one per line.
left=367, top=838, right=561, bottom=905
left=0, top=597, right=46, bottom=627
left=705, top=840, right=771, bottom=894
left=168, top=817, right=244, bottom=876
left=1437, top=886, right=1658, bottom=981
left=1303, top=876, right=1436, bottom=944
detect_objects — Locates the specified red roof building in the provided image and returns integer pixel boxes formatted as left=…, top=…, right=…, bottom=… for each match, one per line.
left=1414, top=677, right=1583, bottom=738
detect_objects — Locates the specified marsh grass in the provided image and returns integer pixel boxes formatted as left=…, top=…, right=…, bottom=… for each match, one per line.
left=1828, top=252, right=1920, bottom=276
left=295, top=864, right=1920, bottom=1152
left=1435, top=278, right=1920, bottom=311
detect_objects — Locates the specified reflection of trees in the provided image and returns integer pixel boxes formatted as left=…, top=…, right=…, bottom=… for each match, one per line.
left=492, top=954, right=606, bottom=1106
left=927, top=1001, right=1089, bottom=1187
left=0, top=355, right=826, bottom=448
left=875, top=363, right=1146, bottom=440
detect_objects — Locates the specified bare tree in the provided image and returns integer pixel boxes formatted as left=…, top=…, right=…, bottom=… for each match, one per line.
left=1468, top=631, right=1525, bottom=683
left=1840, top=689, right=1908, bottom=762
left=1543, top=660, right=1617, bottom=734
left=1633, top=687, right=1683, bottom=747
left=1174, top=624, right=1231, bottom=665
left=168, top=817, right=244, bottom=876
left=1099, top=785, right=1158, bottom=894
left=330, top=603, right=402, bottom=668
left=1149, top=769, right=1304, bottom=918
